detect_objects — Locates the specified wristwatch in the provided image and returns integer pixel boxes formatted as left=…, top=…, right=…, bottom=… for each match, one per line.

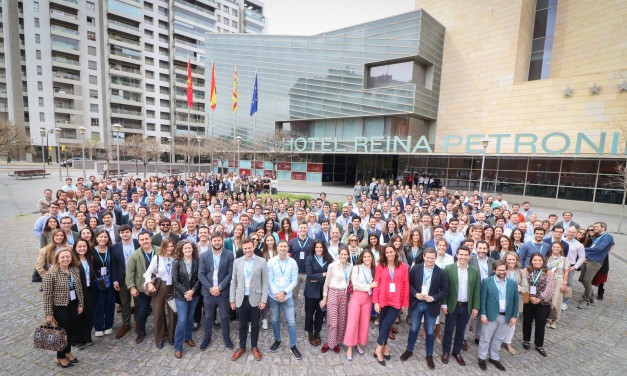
left=282, top=291, right=287, bottom=295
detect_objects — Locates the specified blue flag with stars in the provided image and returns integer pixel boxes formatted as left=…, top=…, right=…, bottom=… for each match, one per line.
left=250, top=74, right=258, bottom=116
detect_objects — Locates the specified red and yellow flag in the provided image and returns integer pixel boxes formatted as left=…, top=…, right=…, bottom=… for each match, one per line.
left=232, top=65, right=238, bottom=112
left=186, top=58, right=193, bottom=108
left=209, top=61, right=217, bottom=110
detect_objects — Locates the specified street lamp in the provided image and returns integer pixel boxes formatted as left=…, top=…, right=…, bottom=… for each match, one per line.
left=195, top=136, right=202, bottom=174
left=38, top=129, right=46, bottom=173
left=112, top=123, right=122, bottom=178
left=478, top=138, right=490, bottom=195
left=54, top=127, right=62, bottom=181
left=78, top=126, right=86, bottom=181
left=235, top=136, right=242, bottom=175
left=166, top=136, right=173, bottom=177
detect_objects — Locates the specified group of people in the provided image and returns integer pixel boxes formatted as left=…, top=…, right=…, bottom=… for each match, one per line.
left=35, top=173, right=613, bottom=370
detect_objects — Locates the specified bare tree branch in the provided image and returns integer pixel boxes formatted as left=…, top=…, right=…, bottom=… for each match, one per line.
left=255, top=130, right=296, bottom=175
left=121, top=135, right=162, bottom=178
left=0, top=120, right=30, bottom=158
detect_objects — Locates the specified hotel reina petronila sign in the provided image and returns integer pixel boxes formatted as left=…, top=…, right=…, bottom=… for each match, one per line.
left=281, top=131, right=626, bottom=155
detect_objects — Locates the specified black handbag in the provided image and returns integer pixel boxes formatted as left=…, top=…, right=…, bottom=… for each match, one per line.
left=34, top=320, right=68, bottom=351
left=31, top=268, right=42, bottom=283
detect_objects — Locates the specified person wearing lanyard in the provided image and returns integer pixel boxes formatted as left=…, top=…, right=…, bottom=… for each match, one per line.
left=403, top=229, right=424, bottom=269
left=502, top=251, right=528, bottom=355
left=172, top=240, right=201, bottom=359
left=477, top=259, right=519, bottom=371
left=267, top=240, right=302, bottom=359
left=304, top=240, right=333, bottom=346
left=288, top=223, right=314, bottom=310
left=518, top=227, right=547, bottom=268
left=400, top=248, right=449, bottom=369
left=197, top=232, right=235, bottom=351
left=545, top=242, right=569, bottom=329
left=125, top=231, right=159, bottom=344
left=192, top=226, right=211, bottom=331
left=91, top=229, right=115, bottom=338
left=344, top=249, right=378, bottom=360
left=579, top=222, right=614, bottom=308
left=71, top=239, right=95, bottom=349
left=373, top=246, right=410, bottom=367
left=319, top=248, right=353, bottom=354
left=347, top=234, right=362, bottom=266
left=229, top=238, right=269, bottom=361
left=111, top=225, right=140, bottom=339
left=43, top=247, right=84, bottom=368
left=468, top=241, right=494, bottom=345
left=143, top=237, right=176, bottom=349
left=522, top=252, right=555, bottom=357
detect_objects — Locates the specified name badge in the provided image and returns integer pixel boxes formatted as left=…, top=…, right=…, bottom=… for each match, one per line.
left=101, top=267, right=107, bottom=276
left=499, top=299, right=505, bottom=311
left=277, top=277, right=286, bottom=286
left=529, top=286, right=537, bottom=295
left=389, top=283, right=396, bottom=293
left=300, top=252, right=305, bottom=260
left=70, top=290, right=76, bottom=301
left=421, top=286, right=428, bottom=295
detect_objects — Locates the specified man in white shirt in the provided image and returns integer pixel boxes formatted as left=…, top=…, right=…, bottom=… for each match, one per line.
left=562, top=226, right=585, bottom=309
left=444, top=218, right=464, bottom=257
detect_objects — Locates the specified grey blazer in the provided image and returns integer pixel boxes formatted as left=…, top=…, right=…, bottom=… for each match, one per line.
left=229, top=255, right=269, bottom=308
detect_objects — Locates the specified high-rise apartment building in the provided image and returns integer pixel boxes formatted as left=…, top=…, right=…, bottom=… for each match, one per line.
left=0, top=0, right=266, bottom=161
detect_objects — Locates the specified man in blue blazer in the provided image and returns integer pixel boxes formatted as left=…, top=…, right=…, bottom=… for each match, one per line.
left=400, top=248, right=449, bottom=370
left=198, top=232, right=235, bottom=351
left=477, top=259, right=518, bottom=371
left=110, top=224, right=140, bottom=339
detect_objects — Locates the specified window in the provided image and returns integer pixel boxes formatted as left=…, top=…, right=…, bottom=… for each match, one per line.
left=145, top=15, right=153, bottom=24
left=147, top=110, right=155, bottom=118
left=147, top=123, right=155, bottom=131
left=36, top=50, right=41, bottom=59
left=39, top=112, right=45, bottom=122
left=35, top=18, right=40, bottom=28
left=90, top=104, right=98, bottom=113
left=88, top=60, right=97, bottom=70
left=87, top=32, right=96, bottom=41
left=89, top=75, right=97, bottom=84
left=223, top=5, right=229, bottom=12
left=88, top=46, right=97, bottom=56
left=144, top=1, right=154, bottom=11
left=232, top=20, right=238, bottom=28
left=145, top=57, right=154, bottom=65
left=145, top=70, right=154, bottom=79
left=89, top=89, right=98, bottom=98
left=146, top=97, right=155, bottom=105
left=232, top=9, right=238, bottom=17
left=39, top=97, right=44, bottom=106
left=86, top=1, right=95, bottom=12
left=35, top=34, right=40, bottom=44
left=528, top=0, right=558, bottom=80
left=38, top=81, right=43, bottom=91
left=145, top=43, right=154, bottom=52
left=34, top=1, right=39, bottom=12
left=87, top=17, right=95, bottom=26
left=91, top=118, right=99, bottom=127
left=366, top=60, right=427, bottom=89
left=146, top=84, right=155, bottom=92
left=145, top=30, right=154, bottom=38
left=37, top=66, right=42, bottom=75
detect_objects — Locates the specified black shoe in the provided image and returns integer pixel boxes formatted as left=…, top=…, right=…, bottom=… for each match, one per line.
left=535, top=346, right=547, bottom=357
left=270, top=340, right=281, bottom=352
left=384, top=353, right=391, bottom=360
left=478, top=358, right=487, bottom=371
left=289, top=346, right=302, bottom=360
left=400, top=350, right=412, bottom=361
left=522, top=341, right=530, bottom=350
left=199, top=338, right=211, bottom=351
left=597, top=296, right=604, bottom=301
left=489, top=358, right=506, bottom=371
left=84, top=340, right=94, bottom=347
left=426, top=355, right=435, bottom=369
left=474, top=338, right=480, bottom=345
left=156, top=342, right=164, bottom=349
left=225, top=340, right=235, bottom=350
left=56, top=361, right=74, bottom=369
left=66, top=357, right=79, bottom=364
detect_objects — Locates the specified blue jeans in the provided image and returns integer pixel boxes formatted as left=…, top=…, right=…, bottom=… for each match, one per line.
left=269, top=297, right=297, bottom=347
left=174, top=296, right=200, bottom=351
left=93, top=286, right=115, bottom=331
left=134, top=293, right=152, bottom=335
left=407, top=301, right=437, bottom=355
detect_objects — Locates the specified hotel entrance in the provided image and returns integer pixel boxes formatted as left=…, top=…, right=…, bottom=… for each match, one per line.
left=320, top=154, right=400, bottom=185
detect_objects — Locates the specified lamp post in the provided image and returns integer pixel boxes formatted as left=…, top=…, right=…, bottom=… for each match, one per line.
left=478, top=138, right=490, bottom=195
left=112, top=123, right=122, bottom=178
left=54, top=128, right=62, bottom=181
left=38, top=129, right=46, bottom=173
left=78, top=126, right=86, bottom=181
left=235, top=136, right=242, bottom=175
left=195, top=136, right=202, bottom=174
left=166, top=136, right=172, bottom=177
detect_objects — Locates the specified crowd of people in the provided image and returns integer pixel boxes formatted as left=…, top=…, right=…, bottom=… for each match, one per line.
left=34, top=173, right=613, bottom=370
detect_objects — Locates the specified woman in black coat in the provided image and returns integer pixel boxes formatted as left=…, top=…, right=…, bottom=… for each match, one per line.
left=304, top=240, right=334, bottom=347
left=72, top=239, right=94, bottom=349
left=171, top=240, right=201, bottom=358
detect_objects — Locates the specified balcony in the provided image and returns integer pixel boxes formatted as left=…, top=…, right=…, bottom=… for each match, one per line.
left=108, top=19, right=141, bottom=35
left=52, top=55, right=80, bottom=69
left=53, top=71, right=81, bottom=83
left=50, top=0, right=79, bottom=10
left=54, top=86, right=81, bottom=99
left=245, top=9, right=265, bottom=24
left=50, top=24, right=80, bottom=39
left=109, top=34, right=141, bottom=47
left=110, top=93, right=143, bottom=105
left=52, top=40, right=80, bottom=56
left=110, top=65, right=142, bottom=79
left=50, top=9, right=79, bottom=24
left=109, top=47, right=142, bottom=63
left=110, top=107, right=143, bottom=120
left=54, top=102, right=81, bottom=115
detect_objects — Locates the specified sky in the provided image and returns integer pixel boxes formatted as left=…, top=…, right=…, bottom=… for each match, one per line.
left=261, top=0, right=416, bottom=35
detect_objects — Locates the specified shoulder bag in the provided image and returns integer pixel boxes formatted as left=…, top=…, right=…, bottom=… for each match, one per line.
left=146, top=256, right=162, bottom=297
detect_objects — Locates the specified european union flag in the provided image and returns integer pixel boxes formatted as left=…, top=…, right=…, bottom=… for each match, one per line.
left=250, top=74, right=258, bottom=116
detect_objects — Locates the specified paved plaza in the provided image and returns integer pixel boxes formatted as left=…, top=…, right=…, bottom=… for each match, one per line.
left=1, top=164, right=626, bottom=375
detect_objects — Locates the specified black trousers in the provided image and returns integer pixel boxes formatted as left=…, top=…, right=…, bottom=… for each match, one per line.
left=73, top=286, right=93, bottom=345
left=522, top=303, right=550, bottom=347
left=304, top=297, right=323, bottom=333
left=237, top=296, right=261, bottom=349
left=443, top=303, right=471, bottom=355
left=53, top=299, right=79, bottom=359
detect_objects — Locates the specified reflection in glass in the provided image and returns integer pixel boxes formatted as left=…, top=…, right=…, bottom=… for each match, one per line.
left=558, top=187, right=594, bottom=201
left=595, top=190, right=624, bottom=204
left=526, top=185, right=557, bottom=198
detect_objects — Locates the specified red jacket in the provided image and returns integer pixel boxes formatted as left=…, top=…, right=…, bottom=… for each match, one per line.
left=373, top=262, right=410, bottom=309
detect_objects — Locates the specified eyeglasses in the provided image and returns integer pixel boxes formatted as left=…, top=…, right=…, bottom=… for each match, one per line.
left=160, top=223, right=170, bottom=227
left=587, top=229, right=594, bottom=232
left=349, top=239, right=358, bottom=242
left=263, top=212, right=270, bottom=215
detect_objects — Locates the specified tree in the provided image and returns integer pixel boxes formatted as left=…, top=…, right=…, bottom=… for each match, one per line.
left=611, top=163, right=627, bottom=234
left=205, top=137, right=233, bottom=173
left=0, top=120, right=31, bottom=161
left=121, top=135, right=162, bottom=178
left=255, top=130, right=296, bottom=177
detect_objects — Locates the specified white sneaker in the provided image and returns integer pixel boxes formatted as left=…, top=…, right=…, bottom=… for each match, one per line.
left=561, top=303, right=568, bottom=311
left=104, top=328, right=113, bottom=335
left=95, top=331, right=104, bottom=337
left=262, top=319, right=268, bottom=330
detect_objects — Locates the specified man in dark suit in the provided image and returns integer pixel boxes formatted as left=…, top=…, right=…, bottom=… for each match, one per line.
left=95, top=211, right=121, bottom=244
left=111, top=224, right=140, bottom=339
left=440, top=246, right=480, bottom=367
left=152, top=217, right=180, bottom=247
left=59, top=216, right=80, bottom=246
left=198, top=232, right=235, bottom=351
left=477, top=259, right=518, bottom=371
left=400, top=248, right=449, bottom=369
left=314, top=220, right=331, bottom=245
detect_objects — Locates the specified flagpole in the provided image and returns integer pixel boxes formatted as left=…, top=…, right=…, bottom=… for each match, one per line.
left=253, top=68, right=257, bottom=175
left=233, top=64, right=237, bottom=174
left=187, top=106, right=191, bottom=178
left=211, top=110, right=215, bottom=174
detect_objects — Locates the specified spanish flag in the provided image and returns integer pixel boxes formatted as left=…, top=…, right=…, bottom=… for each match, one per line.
left=232, top=65, right=238, bottom=112
left=186, top=58, right=193, bottom=108
left=209, top=61, right=217, bottom=110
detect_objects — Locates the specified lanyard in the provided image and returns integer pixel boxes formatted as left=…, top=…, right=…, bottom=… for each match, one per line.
left=343, top=264, right=350, bottom=285
left=388, top=265, right=395, bottom=282
left=81, top=260, right=89, bottom=278
left=592, top=233, right=605, bottom=246
left=314, top=255, right=326, bottom=267
left=144, top=249, right=155, bottom=264
left=533, top=242, right=544, bottom=254
left=122, top=242, right=134, bottom=259
left=423, top=266, right=433, bottom=285
left=298, top=238, right=308, bottom=251
left=514, top=243, right=520, bottom=253
left=494, top=276, right=506, bottom=300
left=411, top=247, right=419, bottom=259
left=165, top=257, right=172, bottom=274
left=244, top=258, right=254, bottom=279
left=278, top=258, right=289, bottom=276
left=361, top=265, right=371, bottom=284
left=531, top=270, right=542, bottom=285
left=479, top=260, right=488, bottom=275
left=97, top=248, right=109, bottom=267
left=69, top=272, right=75, bottom=290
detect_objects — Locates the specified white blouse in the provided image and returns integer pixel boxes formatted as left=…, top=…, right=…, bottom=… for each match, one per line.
left=351, top=264, right=374, bottom=294
left=143, top=255, right=174, bottom=287
left=323, top=261, right=353, bottom=296
left=435, top=253, right=455, bottom=269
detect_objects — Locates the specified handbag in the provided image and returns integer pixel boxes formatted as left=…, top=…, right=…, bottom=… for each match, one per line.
left=31, top=268, right=42, bottom=283
left=34, top=320, right=68, bottom=351
left=522, top=293, right=530, bottom=304
left=146, top=256, right=162, bottom=297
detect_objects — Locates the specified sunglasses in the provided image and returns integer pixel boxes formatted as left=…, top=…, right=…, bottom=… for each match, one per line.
left=587, top=229, right=594, bottom=232
left=251, top=238, right=259, bottom=241
left=160, top=223, right=171, bottom=227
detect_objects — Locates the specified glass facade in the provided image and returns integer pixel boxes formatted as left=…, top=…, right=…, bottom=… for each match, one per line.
left=528, top=0, right=558, bottom=80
